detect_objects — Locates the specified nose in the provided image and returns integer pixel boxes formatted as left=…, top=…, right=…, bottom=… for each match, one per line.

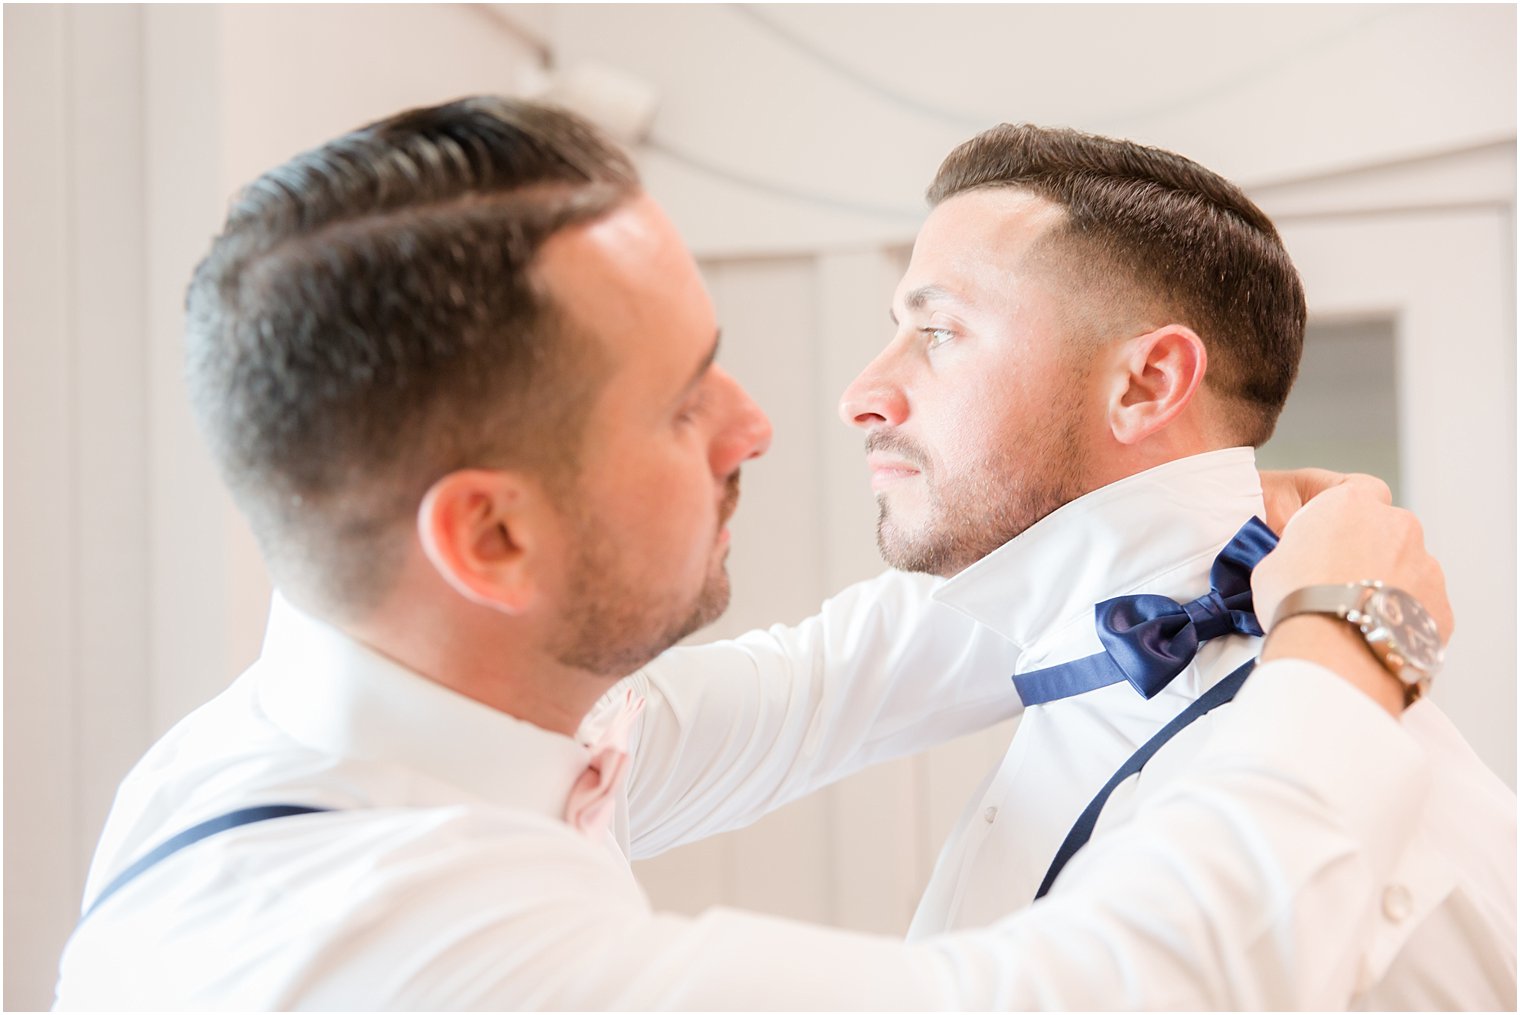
left=837, top=347, right=909, bottom=430
left=712, top=367, right=773, bottom=474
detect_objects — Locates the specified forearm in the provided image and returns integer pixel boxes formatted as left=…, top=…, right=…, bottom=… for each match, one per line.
left=620, top=569, right=1024, bottom=857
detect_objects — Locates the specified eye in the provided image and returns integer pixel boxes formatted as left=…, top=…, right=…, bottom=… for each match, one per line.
left=675, top=389, right=710, bottom=426
left=924, top=326, right=956, bottom=350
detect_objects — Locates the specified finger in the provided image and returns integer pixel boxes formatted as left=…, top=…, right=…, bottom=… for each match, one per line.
left=1338, top=472, right=1393, bottom=505
left=1278, top=478, right=1383, bottom=536
left=1290, top=467, right=1347, bottom=499
left=1260, top=469, right=1332, bottom=534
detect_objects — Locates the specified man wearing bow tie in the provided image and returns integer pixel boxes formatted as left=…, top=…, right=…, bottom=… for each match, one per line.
left=56, top=99, right=1463, bottom=1009
left=826, top=125, right=1512, bottom=1007
left=601, top=124, right=1511, bottom=1010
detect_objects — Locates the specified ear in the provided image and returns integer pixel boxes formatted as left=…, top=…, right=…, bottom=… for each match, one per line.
left=417, top=469, right=548, bottom=614
left=1104, top=325, right=1208, bottom=446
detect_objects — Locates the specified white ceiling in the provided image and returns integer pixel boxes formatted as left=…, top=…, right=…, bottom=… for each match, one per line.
left=735, top=4, right=1384, bottom=133
left=496, top=3, right=1515, bottom=255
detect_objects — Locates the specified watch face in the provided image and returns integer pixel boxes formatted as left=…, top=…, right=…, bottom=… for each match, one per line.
left=1368, top=586, right=1445, bottom=675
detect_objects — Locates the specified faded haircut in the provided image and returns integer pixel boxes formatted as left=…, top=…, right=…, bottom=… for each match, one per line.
left=185, top=97, right=638, bottom=619
left=929, top=124, right=1306, bottom=445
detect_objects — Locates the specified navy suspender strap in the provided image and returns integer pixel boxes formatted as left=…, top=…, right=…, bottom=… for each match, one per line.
left=81, top=804, right=331, bottom=922
left=1033, top=658, right=1256, bottom=901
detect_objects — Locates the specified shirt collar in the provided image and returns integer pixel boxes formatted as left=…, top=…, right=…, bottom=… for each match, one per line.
left=932, top=447, right=1266, bottom=654
left=255, top=595, right=591, bottom=821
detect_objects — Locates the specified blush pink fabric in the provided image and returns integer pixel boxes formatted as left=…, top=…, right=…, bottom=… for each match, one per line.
left=564, top=689, right=646, bottom=838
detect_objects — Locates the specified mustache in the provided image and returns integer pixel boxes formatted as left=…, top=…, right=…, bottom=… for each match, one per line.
left=865, top=431, right=928, bottom=470
left=719, top=471, right=741, bottom=524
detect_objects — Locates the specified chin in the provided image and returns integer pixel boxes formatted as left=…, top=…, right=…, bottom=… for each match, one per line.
left=875, top=511, right=985, bottom=578
left=876, top=509, right=928, bottom=572
left=693, top=567, right=731, bottom=628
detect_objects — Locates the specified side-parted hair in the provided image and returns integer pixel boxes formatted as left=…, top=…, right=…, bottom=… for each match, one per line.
left=928, top=124, right=1306, bottom=445
left=185, top=97, right=638, bottom=618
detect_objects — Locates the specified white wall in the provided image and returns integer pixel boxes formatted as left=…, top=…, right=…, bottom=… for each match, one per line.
left=5, top=4, right=1514, bottom=1010
left=6, top=8, right=153, bottom=1003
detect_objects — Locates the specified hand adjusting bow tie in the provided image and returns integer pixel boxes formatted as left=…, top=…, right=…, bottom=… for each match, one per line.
left=1012, top=516, right=1278, bottom=706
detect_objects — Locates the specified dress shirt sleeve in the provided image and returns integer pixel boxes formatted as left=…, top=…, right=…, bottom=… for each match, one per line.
left=594, top=657, right=1428, bottom=1010
left=311, top=656, right=1425, bottom=1011
left=614, top=569, right=1026, bottom=858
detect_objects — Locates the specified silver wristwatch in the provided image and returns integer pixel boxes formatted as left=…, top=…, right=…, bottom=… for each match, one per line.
left=1271, top=581, right=1443, bottom=706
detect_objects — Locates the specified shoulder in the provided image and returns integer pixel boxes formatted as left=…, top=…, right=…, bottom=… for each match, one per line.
left=60, top=803, right=648, bottom=1010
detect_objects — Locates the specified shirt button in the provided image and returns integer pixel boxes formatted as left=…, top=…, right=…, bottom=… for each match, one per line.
left=983, top=806, right=998, bottom=824
left=1382, top=884, right=1413, bottom=922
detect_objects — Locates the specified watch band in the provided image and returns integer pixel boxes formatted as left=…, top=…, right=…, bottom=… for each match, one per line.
left=1271, top=581, right=1439, bottom=707
left=1272, top=583, right=1373, bottom=626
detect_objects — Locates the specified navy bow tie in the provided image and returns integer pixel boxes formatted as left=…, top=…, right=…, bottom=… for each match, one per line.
left=1012, top=516, right=1278, bottom=706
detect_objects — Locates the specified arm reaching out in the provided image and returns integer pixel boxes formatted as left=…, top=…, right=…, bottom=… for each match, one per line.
left=617, top=570, right=1025, bottom=857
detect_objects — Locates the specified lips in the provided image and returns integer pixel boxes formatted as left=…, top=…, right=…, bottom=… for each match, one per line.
left=866, top=452, right=921, bottom=475
left=866, top=450, right=921, bottom=492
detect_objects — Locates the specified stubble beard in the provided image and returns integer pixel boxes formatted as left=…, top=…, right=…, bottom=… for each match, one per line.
left=874, top=411, right=1090, bottom=578
left=552, top=472, right=740, bottom=677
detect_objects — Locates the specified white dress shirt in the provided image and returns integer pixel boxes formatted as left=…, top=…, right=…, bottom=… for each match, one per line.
left=908, top=447, right=1517, bottom=1009
left=57, top=566, right=1433, bottom=1009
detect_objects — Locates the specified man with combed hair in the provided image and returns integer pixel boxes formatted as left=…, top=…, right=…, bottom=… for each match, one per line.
left=833, top=124, right=1514, bottom=1007
left=57, top=99, right=1452, bottom=1009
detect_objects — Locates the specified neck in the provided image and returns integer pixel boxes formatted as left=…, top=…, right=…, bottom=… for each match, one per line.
left=346, top=595, right=613, bottom=738
left=935, top=447, right=1264, bottom=654
left=1089, top=418, right=1229, bottom=492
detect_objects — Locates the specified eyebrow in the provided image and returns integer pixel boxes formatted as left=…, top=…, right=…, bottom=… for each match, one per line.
left=889, top=284, right=958, bottom=324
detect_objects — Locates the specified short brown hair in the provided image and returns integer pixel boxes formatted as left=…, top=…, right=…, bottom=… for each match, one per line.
left=928, top=124, right=1305, bottom=445
left=185, top=97, right=638, bottom=618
